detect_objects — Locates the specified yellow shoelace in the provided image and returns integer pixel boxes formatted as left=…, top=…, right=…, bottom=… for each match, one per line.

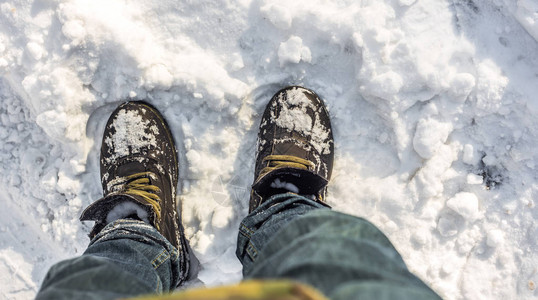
left=121, top=172, right=162, bottom=229
left=258, top=155, right=315, bottom=180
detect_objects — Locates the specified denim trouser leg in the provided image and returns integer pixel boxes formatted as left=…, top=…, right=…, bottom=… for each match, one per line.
left=236, top=193, right=441, bottom=300
left=36, top=219, right=181, bottom=300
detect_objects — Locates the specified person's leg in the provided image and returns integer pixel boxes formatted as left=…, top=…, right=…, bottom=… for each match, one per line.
left=237, top=86, right=440, bottom=299
left=36, top=219, right=180, bottom=300
left=237, top=193, right=441, bottom=300
left=37, top=101, right=192, bottom=299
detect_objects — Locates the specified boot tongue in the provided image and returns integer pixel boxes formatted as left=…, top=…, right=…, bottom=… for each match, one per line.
left=253, top=140, right=328, bottom=200
left=79, top=194, right=154, bottom=239
left=272, top=139, right=309, bottom=158
left=253, top=168, right=328, bottom=198
left=90, top=155, right=160, bottom=231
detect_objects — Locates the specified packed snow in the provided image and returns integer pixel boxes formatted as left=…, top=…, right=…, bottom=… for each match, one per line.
left=1, top=0, right=538, bottom=299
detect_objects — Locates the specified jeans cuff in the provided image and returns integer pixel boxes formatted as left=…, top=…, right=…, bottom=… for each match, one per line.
left=236, top=193, right=328, bottom=269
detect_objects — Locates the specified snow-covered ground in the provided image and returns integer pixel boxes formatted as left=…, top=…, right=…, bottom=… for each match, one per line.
left=1, top=0, right=538, bottom=299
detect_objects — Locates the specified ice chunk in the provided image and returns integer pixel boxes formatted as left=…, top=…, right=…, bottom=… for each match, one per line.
left=61, top=20, right=86, bottom=45
left=413, top=118, right=453, bottom=159
left=446, top=192, right=481, bottom=222
left=278, top=36, right=312, bottom=67
left=26, top=42, right=44, bottom=60
left=411, top=228, right=431, bottom=246
left=448, top=73, right=475, bottom=103
left=462, top=144, right=476, bottom=165
left=466, top=173, right=483, bottom=185
left=186, top=149, right=202, bottom=168
left=486, top=229, right=504, bottom=248
left=482, top=154, right=497, bottom=166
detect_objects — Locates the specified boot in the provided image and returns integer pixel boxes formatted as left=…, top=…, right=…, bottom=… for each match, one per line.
left=250, top=86, right=334, bottom=212
left=80, top=101, right=190, bottom=283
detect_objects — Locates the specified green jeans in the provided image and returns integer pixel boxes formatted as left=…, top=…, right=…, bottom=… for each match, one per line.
left=237, top=193, right=440, bottom=299
left=37, top=193, right=440, bottom=299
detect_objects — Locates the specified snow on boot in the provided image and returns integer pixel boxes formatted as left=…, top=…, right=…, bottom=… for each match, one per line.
left=250, top=86, right=334, bottom=212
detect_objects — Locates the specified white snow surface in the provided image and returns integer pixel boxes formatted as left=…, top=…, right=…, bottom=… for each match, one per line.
left=1, top=0, right=538, bottom=299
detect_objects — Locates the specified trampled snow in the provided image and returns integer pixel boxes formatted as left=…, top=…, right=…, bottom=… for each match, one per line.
left=1, top=0, right=538, bottom=299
